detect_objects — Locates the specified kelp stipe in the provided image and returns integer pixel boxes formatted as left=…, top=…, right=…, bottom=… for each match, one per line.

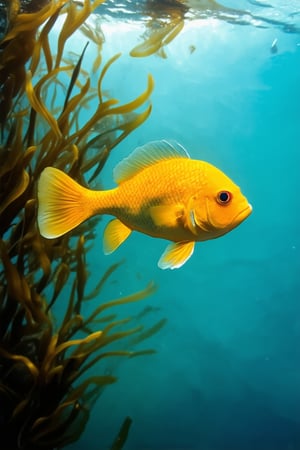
left=0, top=1, right=164, bottom=449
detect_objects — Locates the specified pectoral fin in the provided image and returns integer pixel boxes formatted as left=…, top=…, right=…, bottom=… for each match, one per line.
left=150, top=204, right=184, bottom=228
left=158, top=241, right=195, bottom=270
left=103, top=219, right=132, bottom=254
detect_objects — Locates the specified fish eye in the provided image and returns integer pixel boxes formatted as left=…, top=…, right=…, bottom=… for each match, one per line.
left=216, top=191, right=232, bottom=205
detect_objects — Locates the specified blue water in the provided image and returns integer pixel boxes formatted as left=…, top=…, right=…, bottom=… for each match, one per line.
left=64, top=1, right=300, bottom=449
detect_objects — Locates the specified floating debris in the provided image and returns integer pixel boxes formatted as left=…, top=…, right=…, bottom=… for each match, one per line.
left=270, top=37, right=278, bottom=53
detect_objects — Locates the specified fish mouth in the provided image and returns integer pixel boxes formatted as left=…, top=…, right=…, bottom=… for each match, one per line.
left=231, top=203, right=253, bottom=226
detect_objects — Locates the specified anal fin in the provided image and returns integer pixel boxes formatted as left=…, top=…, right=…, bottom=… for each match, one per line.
left=158, top=241, right=195, bottom=270
left=103, top=219, right=132, bottom=255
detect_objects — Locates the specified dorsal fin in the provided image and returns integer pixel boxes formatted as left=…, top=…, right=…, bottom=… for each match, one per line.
left=113, top=139, right=190, bottom=184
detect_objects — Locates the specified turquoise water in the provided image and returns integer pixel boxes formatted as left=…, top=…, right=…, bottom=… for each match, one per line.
left=67, top=1, right=300, bottom=449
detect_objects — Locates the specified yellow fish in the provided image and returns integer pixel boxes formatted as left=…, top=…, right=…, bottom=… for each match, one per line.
left=37, top=140, right=252, bottom=269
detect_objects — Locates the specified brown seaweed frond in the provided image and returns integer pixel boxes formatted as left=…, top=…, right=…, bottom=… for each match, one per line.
left=0, top=1, right=63, bottom=128
left=130, top=16, right=184, bottom=59
left=0, top=232, right=162, bottom=449
left=0, top=1, right=164, bottom=449
left=110, top=416, right=133, bottom=450
left=130, top=2, right=185, bottom=58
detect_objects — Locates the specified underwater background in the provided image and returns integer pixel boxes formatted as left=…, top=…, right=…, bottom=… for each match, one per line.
left=1, top=0, right=299, bottom=449
left=65, top=1, right=300, bottom=449
left=64, top=1, right=300, bottom=449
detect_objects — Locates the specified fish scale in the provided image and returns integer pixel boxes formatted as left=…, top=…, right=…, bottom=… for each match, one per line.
left=109, top=159, right=207, bottom=211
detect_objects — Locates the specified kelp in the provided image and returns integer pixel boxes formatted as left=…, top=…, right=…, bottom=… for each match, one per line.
left=130, top=1, right=186, bottom=58
left=110, top=416, right=133, bottom=450
left=0, top=1, right=165, bottom=449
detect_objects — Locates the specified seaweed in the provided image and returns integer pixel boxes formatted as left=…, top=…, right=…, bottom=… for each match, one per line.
left=130, top=1, right=186, bottom=59
left=0, top=1, right=165, bottom=449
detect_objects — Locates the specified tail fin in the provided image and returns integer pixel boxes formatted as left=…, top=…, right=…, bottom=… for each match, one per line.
left=37, top=167, right=93, bottom=238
